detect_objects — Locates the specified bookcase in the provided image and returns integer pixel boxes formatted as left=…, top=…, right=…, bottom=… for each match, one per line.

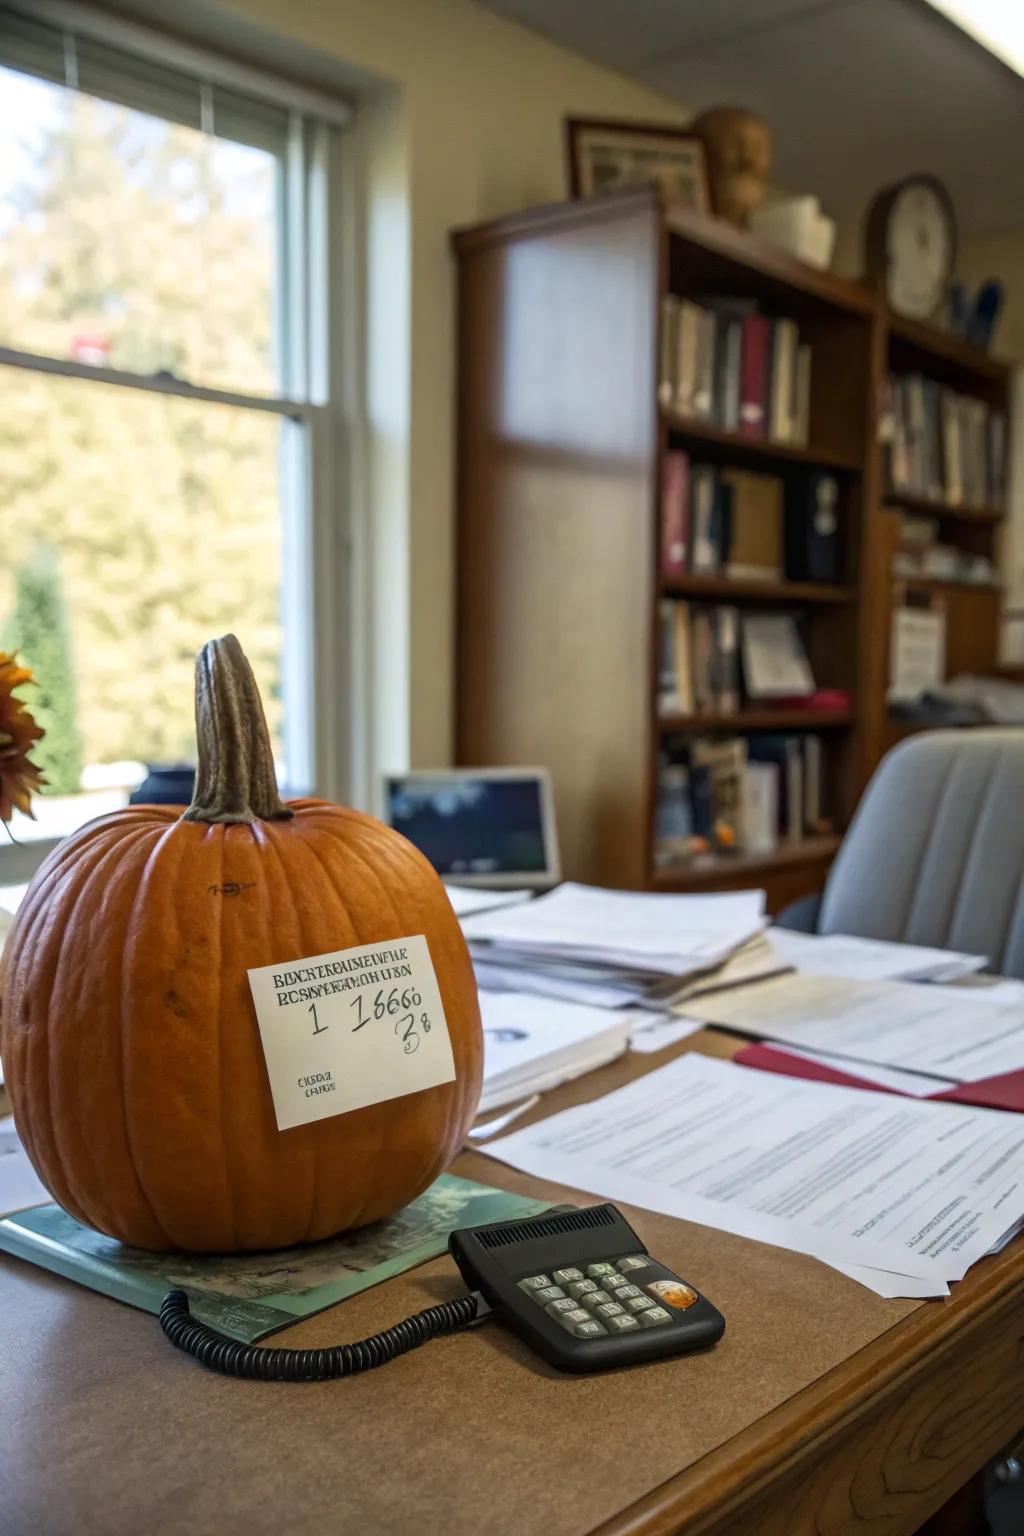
left=452, top=185, right=1012, bottom=911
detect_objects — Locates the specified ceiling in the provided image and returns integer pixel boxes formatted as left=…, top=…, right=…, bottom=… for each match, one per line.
left=476, top=0, right=1024, bottom=238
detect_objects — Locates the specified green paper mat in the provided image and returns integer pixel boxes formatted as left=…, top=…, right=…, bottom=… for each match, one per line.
left=0, top=1176, right=549, bottom=1342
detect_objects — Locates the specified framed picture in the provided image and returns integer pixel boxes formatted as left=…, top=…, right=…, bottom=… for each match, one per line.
left=566, top=117, right=710, bottom=213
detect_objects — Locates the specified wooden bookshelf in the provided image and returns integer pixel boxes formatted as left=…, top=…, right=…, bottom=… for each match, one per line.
left=884, top=492, right=1003, bottom=524
left=662, top=575, right=852, bottom=604
left=452, top=185, right=1012, bottom=912
left=660, top=708, right=854, bottom=732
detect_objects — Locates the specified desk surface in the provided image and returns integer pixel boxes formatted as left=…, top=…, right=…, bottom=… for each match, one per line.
left=2, top=1028, right=1023, bottom=1536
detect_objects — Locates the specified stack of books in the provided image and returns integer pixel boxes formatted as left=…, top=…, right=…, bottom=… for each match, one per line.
left=883, top=374, right=1007, bottom=508
left=657, top=604, right=817, bottom=717
left=654, top=733, right=827, bottom=866
left=658, top=296, right=812, bottom=446
left=660, top=458, right=841, bottom=584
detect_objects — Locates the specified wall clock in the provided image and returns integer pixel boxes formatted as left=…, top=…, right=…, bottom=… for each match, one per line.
left=865, top=175, right=957, bottom=321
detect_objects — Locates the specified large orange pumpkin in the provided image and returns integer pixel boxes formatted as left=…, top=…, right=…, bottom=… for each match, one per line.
left=0, top=635, right=483, bottom=1252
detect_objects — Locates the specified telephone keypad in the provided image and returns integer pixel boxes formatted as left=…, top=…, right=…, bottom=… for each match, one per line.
left=516, top=1251, right=707, bottom=1344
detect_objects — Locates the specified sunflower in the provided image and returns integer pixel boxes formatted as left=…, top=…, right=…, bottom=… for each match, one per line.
left=0, top=652, right=46, bottom=823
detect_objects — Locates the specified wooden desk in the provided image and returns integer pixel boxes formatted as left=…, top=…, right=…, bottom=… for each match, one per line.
left=1, top=1029, right=1022, bottom=1536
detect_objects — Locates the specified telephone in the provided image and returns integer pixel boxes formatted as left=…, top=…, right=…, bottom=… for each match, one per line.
left=160, top=1203, right=724, bottom=1381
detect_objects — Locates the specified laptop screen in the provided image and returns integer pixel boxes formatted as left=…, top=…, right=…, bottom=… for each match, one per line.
left=384, top=773, right=554, bottom=884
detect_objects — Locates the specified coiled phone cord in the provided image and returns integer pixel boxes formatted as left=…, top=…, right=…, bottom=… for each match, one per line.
left=160, top=1288, right=482, bottom=1382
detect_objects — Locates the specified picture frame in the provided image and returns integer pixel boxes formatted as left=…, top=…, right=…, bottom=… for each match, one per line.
left=565, top=117, right=711, bottom=213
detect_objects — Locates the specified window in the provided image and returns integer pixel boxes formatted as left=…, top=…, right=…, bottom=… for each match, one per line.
left=0, top=4, right=350, bottom=888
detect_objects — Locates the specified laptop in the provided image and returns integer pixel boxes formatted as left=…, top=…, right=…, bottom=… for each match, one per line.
left=382, top=767, right=560, bottom=890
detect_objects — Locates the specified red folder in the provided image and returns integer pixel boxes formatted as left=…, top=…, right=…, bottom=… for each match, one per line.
left=734, top=1042, right=1024, bottom=1113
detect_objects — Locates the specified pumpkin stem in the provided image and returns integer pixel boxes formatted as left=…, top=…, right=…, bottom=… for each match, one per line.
left=182, top=634, right=293, bottom=825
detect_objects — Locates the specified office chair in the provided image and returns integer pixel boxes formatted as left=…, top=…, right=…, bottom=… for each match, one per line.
left=777, top=729, right=1024, bottom=977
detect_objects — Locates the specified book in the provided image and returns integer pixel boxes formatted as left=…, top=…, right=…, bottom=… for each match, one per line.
left=693, top=306, right=716, bottom=420
left=714, top=315, right=743, bottom=433
left=690, top=465, right=719, bottom=573
left=658, top=296, right=680, bottom=409
left=794, top=344, right=812, bottom=447
left=887, top=373, right=1002, bottom=509
left=657, top=599, right=679, bottom=715
left=712, top=605, right=740, bottom=714
left=743, top=761, right=779, bottom=853
left=0, top=1177, right=550, bottom=1344
left=803, top=734, right=823, bottom=833
left=675, top=299, right=703, bottom=417
left=691, top=737, right=747, bottom=848
left=721, top=469, right=783, bottom=581
left=769, top=318, right=798, bottom=443
left=654, top=760, right=695, bottom=868
left=673, top=601, right=695, bottom=714
left=691, top=606, right=716, bottom=713
left=748, top=736, right=803, bottom=841
left=739, top=314, right=770, bottom=438
left=784, top=471, right=841, bottom=584
left=660, top=449, right=689, bottom=576
left=741, top=613, right=816, bottom=700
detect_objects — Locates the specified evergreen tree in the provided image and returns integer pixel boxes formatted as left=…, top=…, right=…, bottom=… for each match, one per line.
left=2, top=548, right=83, bottom=795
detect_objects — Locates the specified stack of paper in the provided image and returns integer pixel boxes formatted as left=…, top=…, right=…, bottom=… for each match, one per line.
left=463, top=882, right=769, bottom=1009
left=444, top=885, right=533, bottom=919
left=484, top=1052, right=1024, bottom=1298
left=765, top=928, right=987, bottom=983
left=478, top=992, right=632, bottom=1113
left=679, top=971, right=1024, bottom=1085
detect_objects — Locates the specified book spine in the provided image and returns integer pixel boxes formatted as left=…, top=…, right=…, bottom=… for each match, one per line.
left=673, top=602, right=694, bottom=715
left=714, top=606, right=740, bottom=714
left=722, top=318, right=742, bottom=433
left=739, top=315, right=769, bottom=438
left=692, top=307, right=716, bottom=420
left=769, top=319, right=798, bottom=443
left=656, top=601, right=678, bottom=716
left=803, top=735, right=822, bottom=833
left=793, top=344, right=812, bottom=448
left=660, top=450, right=689, bottom=576
left=690, top=467, right=717, bottom=573
left=675, top=300, right=702, bottom=418
left=658, top=296, right=680, bottom=409
left=691, top=608, right=715, bottom=712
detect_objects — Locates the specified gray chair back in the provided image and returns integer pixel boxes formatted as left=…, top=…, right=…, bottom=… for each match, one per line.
left=818, top=729, right=1024, bottom=976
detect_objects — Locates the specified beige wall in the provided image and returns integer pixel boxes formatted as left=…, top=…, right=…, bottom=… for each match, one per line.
left=176, top=0, right=683, bottom=785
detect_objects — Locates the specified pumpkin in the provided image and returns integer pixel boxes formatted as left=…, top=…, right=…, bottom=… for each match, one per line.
left=0, top=635, right=483, bottom=1252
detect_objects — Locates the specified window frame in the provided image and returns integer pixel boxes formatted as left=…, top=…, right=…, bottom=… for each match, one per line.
left=0, top=9, right=354, bottom=889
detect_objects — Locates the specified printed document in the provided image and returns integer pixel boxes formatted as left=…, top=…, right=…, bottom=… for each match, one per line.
left=680, top=972, right=1024, bottom=1083
left=484, top=1053, right=1024, bottom=1294
left=767, top=929, right=986, bottom=984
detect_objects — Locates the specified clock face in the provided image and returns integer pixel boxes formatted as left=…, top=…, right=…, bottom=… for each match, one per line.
left=886, top=181, right=954, bottom=320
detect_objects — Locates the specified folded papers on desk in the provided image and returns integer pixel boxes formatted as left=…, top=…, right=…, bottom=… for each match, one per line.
left=464, top=882, right=769, bottom=1009
left=483, top=1053, right=1024, bottom=1299
left=479, top=992, right=631, bottom=1112
left=680, top=971, right=1024, bottom=1083
left=765, top=928, right=986, bottom=983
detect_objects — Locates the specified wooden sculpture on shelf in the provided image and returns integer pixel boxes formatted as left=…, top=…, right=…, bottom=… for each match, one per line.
left=0, top=634, right=483, bottom=1252
left=690, top=106, right=772, bottom=227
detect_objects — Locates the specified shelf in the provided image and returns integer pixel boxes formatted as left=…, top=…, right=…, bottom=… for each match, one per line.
left=884, top=493, right=1003, bottom=524
left=652, top=834, right=842, bottom=889
left=662, top=411, right=860, bottom=473
left=659, top=707, right=855, bottom=732
left=893, top=575, right=1002, bottom=595
left=886, top=311, right=1011, bottom=385
left=665, top=201, right=875, bottom=317
left=662, top=574, right=852, bottom=605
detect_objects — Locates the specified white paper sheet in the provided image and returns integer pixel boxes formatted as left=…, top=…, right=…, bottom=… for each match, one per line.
left=767, top=929, right=987, bottom=983
left=463, top=883, right=766, bottom=975
left=484, top=1053, right=1024, bottom=1292
left=681, top=972, right=1024, bottom=1084
left=0, top=1120, right=49, bottom=1217
left=478, top=992, right=631, bottom=1112
left=472, top=961, right=640, bottom=1010
left=446, top=885, right=533, bottom=919
left=629, top=1017, right=705, bottom=1054
left=772, top=1045, right=948, bottom=1097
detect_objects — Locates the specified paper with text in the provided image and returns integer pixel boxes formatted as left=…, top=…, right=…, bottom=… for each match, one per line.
left=767, top=929, right=986, bottom=983
left=248, top=935, right=455, bottom=1131
left=484, top=1054, right=1024, bottom=1291
left=681, top=972, right=1024, bottom=1083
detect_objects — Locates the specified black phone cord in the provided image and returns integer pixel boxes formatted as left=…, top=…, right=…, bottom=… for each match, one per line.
left=160, top=1288, right=482, bottom=1382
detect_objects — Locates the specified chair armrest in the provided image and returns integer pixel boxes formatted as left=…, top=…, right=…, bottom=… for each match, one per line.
left=773, top=893, right=822, bottom=933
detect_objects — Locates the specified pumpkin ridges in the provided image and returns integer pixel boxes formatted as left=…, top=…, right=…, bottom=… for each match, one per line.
left=4, top=820, right=174, bottom=1244
left=120, top=822, right=242, bottom=1249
